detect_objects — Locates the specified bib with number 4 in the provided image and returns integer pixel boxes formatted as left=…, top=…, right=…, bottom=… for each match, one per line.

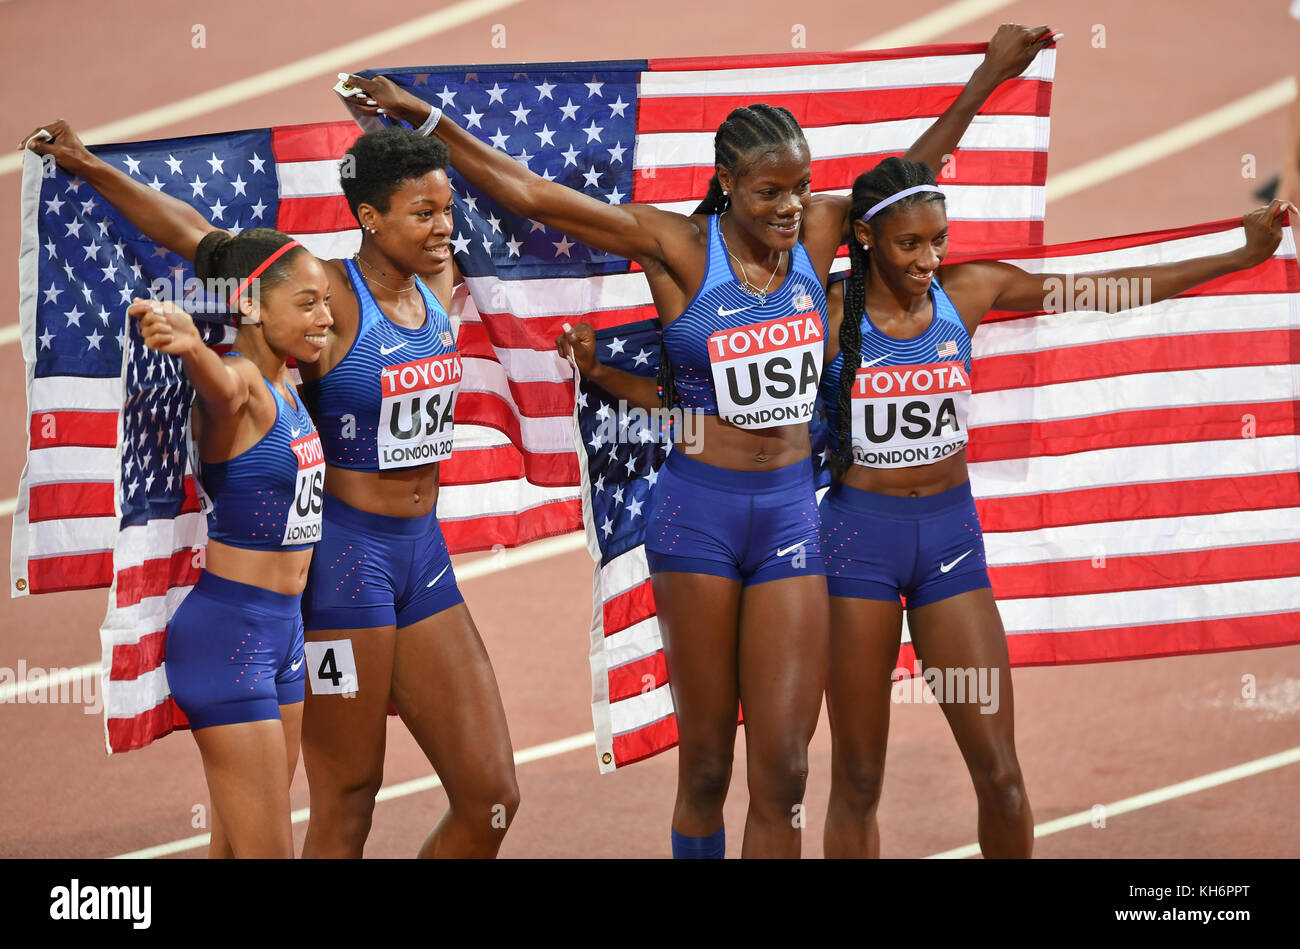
left=707, top=313, right=823, bottom=429
left=850, top=360, right=970, bottom=468
left=377, top=352, right=461, bottom=470
left=284, top=431, right=325, bottom=544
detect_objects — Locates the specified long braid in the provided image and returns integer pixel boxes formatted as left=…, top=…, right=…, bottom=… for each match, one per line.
left=833, top=156, right=947, bottom=472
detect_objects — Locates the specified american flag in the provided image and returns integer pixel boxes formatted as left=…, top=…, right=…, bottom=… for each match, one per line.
left=937, top=339, right=960, bottom=359
left=10, top=119, right=577, bottom=751
left=351, top=45, right=1055, bottom=771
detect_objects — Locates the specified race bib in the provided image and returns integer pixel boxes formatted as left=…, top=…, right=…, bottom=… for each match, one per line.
left=377, top=353, right=460, bottom=470
left=284, top=431, right=324, bottom=545
left=707, top=313, right=823, bottom=429
left=850, top=361, right=970, bottom=468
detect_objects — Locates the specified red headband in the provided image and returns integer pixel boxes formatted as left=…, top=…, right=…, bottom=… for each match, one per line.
left=227, top=240, right=304, bottom=310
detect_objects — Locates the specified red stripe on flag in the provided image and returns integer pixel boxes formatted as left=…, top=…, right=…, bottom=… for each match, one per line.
left=608, top=651, right=668, bottom=704
left=275, top=195, right=356, bottom=235
left=115, top=548, right=202, bottom=609
left=105, top=698, right=183, bottom=754
left=968, top=400, right=1300, bottom=463
left=440, top=444, right=526, bottom=485
left=632, top=149, right=1045, bottom=203
left=612, top=714, right=679, bottom=769
left=977, top=472, right=1300, bottom=533
left=270, top=121, right=362, bottom=162
left=646, top=44, right=990, bottom=72
left=109, top=628, right=167, bottom=681
left=603, top=578, right=656, bottom=637
left=636, top=80, right=1049, bottom=133
left=25, top=551, right=113, bottom=593
left=998, top=612, right=1300, bottom=666
left=28, top=411, right=118, bottom=449
left=990, top=541, right=1300, bottom=600
left=439, top=499, right=580, bottom=553
left=973, top=328, right=1300, bottom=394
left=28, top=483, right=116, bottom=522
left=455, top=393, right=580, bottom=486
left=463, top=305, right=659, bottom=351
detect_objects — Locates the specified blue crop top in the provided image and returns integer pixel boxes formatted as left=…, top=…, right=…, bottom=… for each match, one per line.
left=201, top=360, right=324, bottom=550
left=301, top=258, right=460, bottom=471
left=661, top=215, right=828, bottom=429
left=820, top=276, right=973, bottom=469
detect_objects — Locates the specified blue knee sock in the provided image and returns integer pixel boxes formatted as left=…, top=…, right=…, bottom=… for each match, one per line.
left=671, top=825, right=725, bottom=859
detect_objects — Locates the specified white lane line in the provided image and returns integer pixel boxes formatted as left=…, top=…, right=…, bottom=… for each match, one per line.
left=0, top=324, right=21, bottom=347
left=855, top=0, right=1018, bottom=49
left=113, top=730, right=595, bottom=858
left=1047, top=76, right=1298, bottom=203
left=0, top=0, right=525, bottom=179
left=0, top=532, right=589, bottom=701
left=0, top=496, right=15, bottom=517
left=925, top=744, right=1300, bottom=858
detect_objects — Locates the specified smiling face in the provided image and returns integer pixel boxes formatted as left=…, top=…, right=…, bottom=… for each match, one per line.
left=717, top=141, right=812, bottom=251
left=854, top=199, right=949, bottom=299
left=247, top=251, right=334, bottom=363
left=360, top=169, right=455, bottom=275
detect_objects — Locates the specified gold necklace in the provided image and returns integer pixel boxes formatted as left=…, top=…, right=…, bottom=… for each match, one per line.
left=718, top=213, right=783, bottom=302
left=353, top=253, right=416, bottom=294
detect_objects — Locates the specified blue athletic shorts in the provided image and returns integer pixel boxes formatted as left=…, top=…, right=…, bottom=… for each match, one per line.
left=165, top=571, right=306, bottom=730
left=301, top=493, right=464, bottom=631
left=645, top=450, right=823, bottom=586
left=820, top=480, right=991, bottom=608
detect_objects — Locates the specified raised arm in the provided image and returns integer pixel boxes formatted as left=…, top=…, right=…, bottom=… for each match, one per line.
left=941, top=200, right=1298, bottom=329
left=339, top=75, right=700, bottom=268
left=128, top=299, right=250, bottom=418
left=802, top=23, right=1059, bottom=272
left=902, top=23, right=1057, bottom=175
left=22, top=121, right=216, bottom=261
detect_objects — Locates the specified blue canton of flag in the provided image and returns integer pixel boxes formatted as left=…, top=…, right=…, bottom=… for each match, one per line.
left=33, top=130, right=277, bottom=382
left=576, top=320, right=669, bottom=565
left=356, top=63, right=641, bottom=280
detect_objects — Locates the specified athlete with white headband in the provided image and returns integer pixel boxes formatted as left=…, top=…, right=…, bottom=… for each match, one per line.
left=818, top=155, right=1297, bottom=857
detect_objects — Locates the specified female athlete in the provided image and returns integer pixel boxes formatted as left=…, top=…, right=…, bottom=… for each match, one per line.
left=819, top=156, right=1297, bottom=857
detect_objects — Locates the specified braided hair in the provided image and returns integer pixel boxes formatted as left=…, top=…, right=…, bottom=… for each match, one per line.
left=832, top=157, right=947, bottom=473
left=657, top=105, right=807, bottom=414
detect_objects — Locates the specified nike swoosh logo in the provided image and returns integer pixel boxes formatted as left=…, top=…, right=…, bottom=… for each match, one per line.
left=290, top=427, right=301, bottom=437
left=426, top=563, right=450, bottom=588
left=718, top=304, right=754, bottom=317
left=860, top=353, right=892, bottom=368
left=939, top=549, right=973, bottom=573
left=776, top=540, right=808, bottom=557
left=290, top=657, right=304, bottom=672
left=379, top=342, right=408, bottom=356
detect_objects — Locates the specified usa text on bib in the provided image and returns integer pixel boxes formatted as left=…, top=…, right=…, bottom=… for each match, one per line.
left=850, top=361, right=969, bottom=468
left=285, top=431, right=325, bottom=544
left=378, top=353, right=461, bottom=470
left=707, top=313, right=823, bottom=429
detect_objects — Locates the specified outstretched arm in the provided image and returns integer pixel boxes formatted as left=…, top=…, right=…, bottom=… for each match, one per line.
left=22, top=121, right=215, bottom=261
left=941, top=200, right=1298, bottom=329
left=128, top=300, right=250, bottom=417
left=340, top=75, right=700, bottom=268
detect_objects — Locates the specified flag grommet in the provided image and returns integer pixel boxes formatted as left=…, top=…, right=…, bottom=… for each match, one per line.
left=601, top=752, right=612, bottom=766
left=14, top=579, right=26, bottom=592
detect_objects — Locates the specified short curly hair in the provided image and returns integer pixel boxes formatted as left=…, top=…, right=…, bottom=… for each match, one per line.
left=339, top=126, right=450, bottom=221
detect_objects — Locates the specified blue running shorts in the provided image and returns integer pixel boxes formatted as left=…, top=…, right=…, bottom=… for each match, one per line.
left=165, top=571, right=306, bottom=729
left=301, top=493, right=464, bottom=631
left=819, top=479, right=991, bottom=608
left=645, top=450, right=823, bottom=586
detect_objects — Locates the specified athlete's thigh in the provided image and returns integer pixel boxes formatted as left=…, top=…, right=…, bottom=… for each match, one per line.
left=906, top=587, right=1018, bottom=768
left=280, top=700, right=304, bottom=780
left=826, top=595, right=905, bottom=764
left=651, top=571, right=743, bottom=754
left=300, top=625, right=397, bottom=782
left=389, top=603, right=516, bottom=795
left=192, top=719, right=293, bottom=855
left=735, top=573, right=829, bottom=750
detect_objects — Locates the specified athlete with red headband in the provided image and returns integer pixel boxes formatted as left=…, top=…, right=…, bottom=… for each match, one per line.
left=24, top=120, right=520, bottom=859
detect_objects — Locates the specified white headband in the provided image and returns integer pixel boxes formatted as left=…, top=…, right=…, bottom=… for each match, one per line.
left=861, top=184, right=945, bottom=222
